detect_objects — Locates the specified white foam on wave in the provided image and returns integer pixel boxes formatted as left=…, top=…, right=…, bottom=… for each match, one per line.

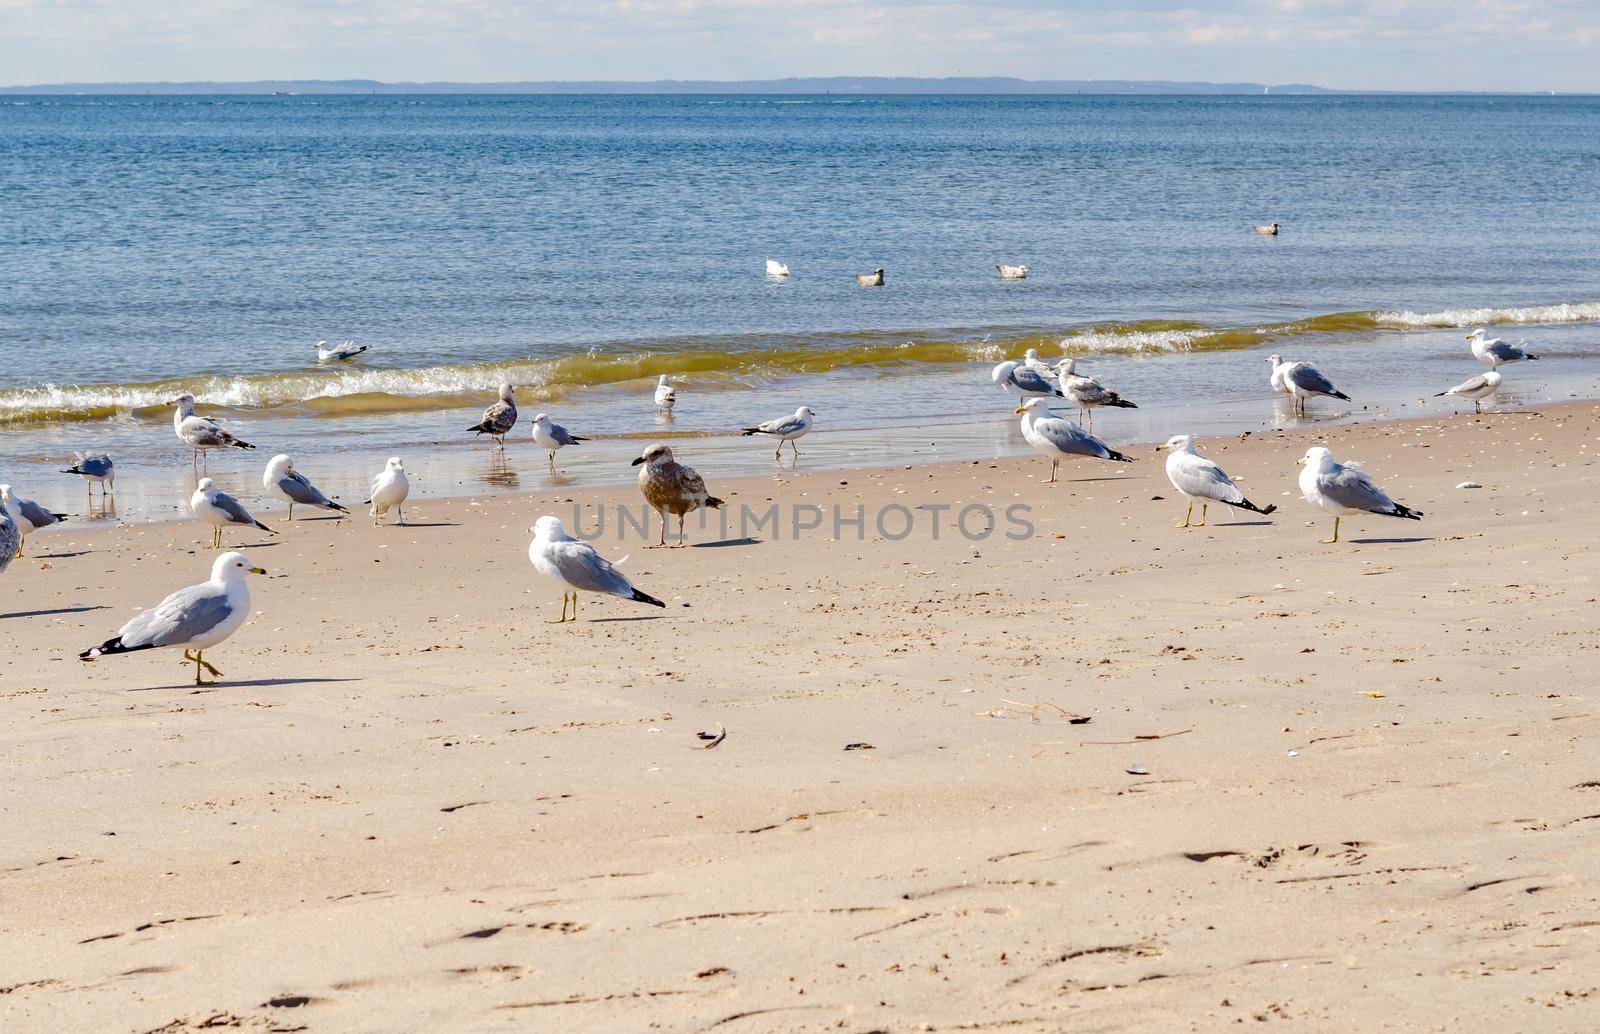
left=1058, top=328, right=1210, bottom=354
left=1376, top=301, right=1600, bottom=328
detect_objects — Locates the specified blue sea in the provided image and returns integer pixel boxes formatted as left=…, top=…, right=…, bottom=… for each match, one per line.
left=2, top=94, right=1597, bottom=518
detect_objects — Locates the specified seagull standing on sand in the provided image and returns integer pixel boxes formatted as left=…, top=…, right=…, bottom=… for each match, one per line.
left=191, top=478, right=275, bottom=549
left=632, top=443, right=725, bottom=547
left=742, top=405, right=815, bottom=459
left=993, top=361, right=1063, bottom=405
left=654, top=375, right=677, bottom=409
left=0, top=485, right=69, bottom=557
left=1267, top=355, right=1350, bottom=415
left=367, top=457, right=410, bottom=526
left=765, top=259, right=790, bottom=277
left=1255, top=223, right=1279, bottom=235
left=1467, top=329, right=1539, bottom=367
left=1435, top=370, right=1502, bottom=414
left=997, top=264, right=1029, bottom=280
left=1298, top=446, right=1422, bottom=543
left=62, top=452, right=114, bottom=504
left=79, top=551, right=266, bottom=686
left=316, top=339, right=369, bottom=362
left=169, top=393, right=255, bottom=474
left=1154, top=435, right=1277, bottom=527
left=529, top=515, right=666, bottom=623
left=1015, top=398, right=1132, bottom=482
left=467, top=384, right=518, bottom=448
left=1056, top=358, right=1137, bottom=427
left=263, top=454, right=348, bottom=520
left=0, top=506, right=18, bottom=576
left=530, top=413, right=588, bottom=469
left=856, top=268, right=884, bottom=287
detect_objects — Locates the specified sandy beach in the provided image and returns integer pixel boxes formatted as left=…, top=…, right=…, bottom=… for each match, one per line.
left=3, top=403, right=1598, bottom=1033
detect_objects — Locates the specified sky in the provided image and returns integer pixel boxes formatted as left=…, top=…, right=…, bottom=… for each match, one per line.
left=0, top=0, right=1595, bottom=91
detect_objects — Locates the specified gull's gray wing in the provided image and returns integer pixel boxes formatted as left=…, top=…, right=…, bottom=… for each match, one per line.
left=117, top=585, right=236, bottom=648
left=550, top=423, right=583, bottom=446
left=280, top=470, right=334, bottom=507
left=478, top=401, right=517, bottom=434
left=18, top=499, right=63, bottom=526
left=74, top=453, right=114, bottom=477
left=549, top=540, right=637, bottom=598
left=1288, top=363, right=1339, bottom=396
left=1036, top=417, right=1116, bottom=459
left=1319, top=464, right=1397, bottom=514
left=1447, top=373, right=1494, bottom=394
left=214, top=492, right=263, bottom=527
left=1009, top=367, right=1060, bottom=395
left=1485, top=340, right=1529, bottom=362
left=758, top=416, right=805, bottom=436
left=1171, top=454, right=1244, bottom=504
left=0, top=511, right=17, bottom=574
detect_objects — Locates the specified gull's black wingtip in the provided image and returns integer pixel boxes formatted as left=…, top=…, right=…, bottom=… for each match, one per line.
left=631, top=588, right=667, bottom=608
left=1331, top=391, right=1352, bottom=401
left=1107, top=449, right=1133, bottom=463
left=1391, top=504, right=1424, bottom=521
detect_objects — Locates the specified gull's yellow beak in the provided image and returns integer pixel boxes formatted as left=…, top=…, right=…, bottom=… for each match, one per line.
left=1014, top=406, right=1026, bottom=414
left=1153, top=444, right=1167, bottom=452
left=248, top=566, right=267, bottom=575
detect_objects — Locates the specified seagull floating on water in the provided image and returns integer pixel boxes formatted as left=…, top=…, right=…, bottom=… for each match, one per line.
left=62, top=451, right=115, bottom=505
left=316, top=339, right=369, bottom=362
left=192, top=477, right=275, bottom=549
left=765, top=259, right=790, bottom=277
left=1267, top=355, right=1350, bottom=415
left=366, top=457, right=410, bottom=526
left=531, top=413, right=588, bottom=469
left=1254, top=223, right=1279, bottom=235
left=169, top=393, right=255, bottom=474
left=856, top=268, right=884, bottom=287
left=263, top=454, right=348, bottom=520
left=1298, top=446, right=1422, bottom=543
left=79, top=551, right=266, bottom=686
left=1466, top=329, right=1539, bottom=367
left=654, top=375, right=677, bottom=409
left=1154, top=435, right=1276, bottom=527
left=529, top=515, right=665, bottom=623
left=633, top=443, right=724, bottom=547
left=467, top=384, right=518, bottom=448
left=1015, top=398, right=1132, bottom=482
left=0, top=485, right=68, bottom=558
left=1435, top=370, right=1502, bottom=414
left=742, top=405, right=815, bottom=460
left=997, top=264, right=1029, bottom=280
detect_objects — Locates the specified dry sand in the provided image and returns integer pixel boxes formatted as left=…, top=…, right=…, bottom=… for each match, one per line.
left=2, top=405, right=1598, bottom=1033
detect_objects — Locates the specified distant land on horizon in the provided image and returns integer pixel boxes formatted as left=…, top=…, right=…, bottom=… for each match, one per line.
left=0, top=76, right=1351, bottom=96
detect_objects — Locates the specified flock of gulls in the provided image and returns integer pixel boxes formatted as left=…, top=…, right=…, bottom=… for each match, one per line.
left=0, top=314, right=1546, bottom=686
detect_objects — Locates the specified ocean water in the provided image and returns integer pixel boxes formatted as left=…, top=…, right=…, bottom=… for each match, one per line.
left=2, top=94, right=1598, bottom=520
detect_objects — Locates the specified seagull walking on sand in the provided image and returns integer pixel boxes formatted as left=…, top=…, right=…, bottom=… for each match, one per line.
left=766, top=259, right=790, bottom=277
left=654, top=375, right=677, bottom=409
left=191, top=478, right=275, bottom=549
left=316, top=339, right=369, bottom=362
left=742, top=405, right=815, bottom=460
left=0, top=485, right=69, bottom=558
left=367, top=457, right=410, bottom=526
left=1435, top=370, right=1502, bottom=414
left=633, top=443, right=725, bottom=547
left=1267, top=355, right=1350, bottom=415
left=1297, top=446, right=1422, bottom=544
left=856, top=268, right=884, bottom=287
left=997, top=264, right=1029, bottom=280
left=79, top=551, right=266, bottom=686
left=530, top=413, right=588, bottom=469
left=993, top=361, right=1063, bottom=405
left=62, top=452, right=115, bottom=505
left=1015, top=398, right=1132, bottom=482
left=169, top=393, right=255, bottom=475
left=529, top=515, right=666, bottom=623
left=263, top=454, right=348, bottom=520
left=1154, top=435, right=1277, bottom=527
left=1056, top=358, right=1137, bottom=427
left=1467, top=329, right=1539, bottom=368
left=467, top=384, right=518, bottom=448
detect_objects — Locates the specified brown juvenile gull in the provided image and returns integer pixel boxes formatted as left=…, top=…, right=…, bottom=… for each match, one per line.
left=467, top=383, right=518, bottom=447
left=632, top=443, right=725, bottom=547
left=1055, top=358, right=1137, bottom=427
left=169, top=393, right=255, bottom=474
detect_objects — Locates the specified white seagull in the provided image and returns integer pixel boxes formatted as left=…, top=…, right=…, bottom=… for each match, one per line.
left=1, top=485, right=69, bottom=558
left=263, top=454, right=348, bottom=520
left=741, top=405, right=815, bottom=460
left=1467, top=329, right=1539, bottom=367
left=997, top=264, right=1029, bottom=279
left=191, top=477, right=275, bottom=549
left=856, top=268, right=884, bottom=287
left=654, top=374, right=677, bottom=409
left=1154, top=435, right=1277, bottom=528
left=765, top=259, right=790, bottom=277
left=531, top=413, right=588, bottom=469
left=1015, top=398, right=1132, bottom=482
left=79, top=551, right=266, bottom=685
left=62, top=452, right=115, bottom=505
left=1435, top=370, right=1502, bottom=413
left=529, top=515, right=666, bottom=623
left=367, top=457, right=410, bottom=526
left=316, top=339, right=369, bottom=361
left=1298, top=446, right=1423, bottom=543
left=1267, top=355, right=1350, bottom=415
left=1255, top=223, right=1279, bottom=235
left=993, top=360, right=1064, bottom=405
left=169, top=393, right=255, bottom=474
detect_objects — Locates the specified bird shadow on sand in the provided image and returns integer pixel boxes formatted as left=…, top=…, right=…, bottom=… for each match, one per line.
left=586, top=615, right=667, bottom=623
left=130, top=676, right=364, bottom=692
left=0, top=605, right=110, bottom=620
left=286, top=515, right=347, bottom=523
left=1349, top=536, right=1434, bottom=545
left=1212, top=520, right=1276, bottom=527
left=389, top=521, right=459, bottom=529
left=691, top=537, right=761, bottom=548
left=1063, top=474, right=1142, bottom=483
left=36, top=550, right=96, bottom=560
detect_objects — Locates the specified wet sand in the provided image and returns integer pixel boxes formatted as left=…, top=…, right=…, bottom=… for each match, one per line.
left=2, top=403, right=1598, bottom=1032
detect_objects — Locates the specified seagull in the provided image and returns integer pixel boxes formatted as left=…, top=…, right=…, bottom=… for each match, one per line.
left=1056, top=358, right=1137, bottom=427
left=366, top=457, right=410, bottom=526
left=1298, top=446, right=1422, bottom=543
left=263, top=454, right=348, bottom=520
left=316, top=339, right=369, bottom=362
left=530, top=413, right=588, bottom=469
left=467, top=384, right=518, bottom=448
left=993, top=361, right=1063, bottom=405
left=1154, top=435, right=1277, bottom=527
left=0, top=505, right=17, bottom=577
left=1255, top=223, right=1279, bottom=235
left=62, top=452, right=115, bottom=506
left=997, top=264, right=1029, bottom=280
left=1022, top=349, right=1057, bottom=380
left=191, top=478, right=275, bottom=549
left=633, top=443, right=725, bottom=547
left=528, top=515, right=666, bottom=623
left=1015, top=398, right=1132, bottom=482
left=1467, top=329, right=1539, bottom=367
left=169, top=393, right=255, bottom=474
left=0, top=485, right=69, bottom=558
left=79, top=551, right=266, bottom=685
left=856, top=268, right=884, bottom=287
left=1267, top=355, right=1350, bottom=415
left=742, top=405, right=815, bottom=460
left=765, top=259, right=790, bottom=277
left=654, top=375, right=677, bottom=409
left=1435, top=370, right=1502, bottom=413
